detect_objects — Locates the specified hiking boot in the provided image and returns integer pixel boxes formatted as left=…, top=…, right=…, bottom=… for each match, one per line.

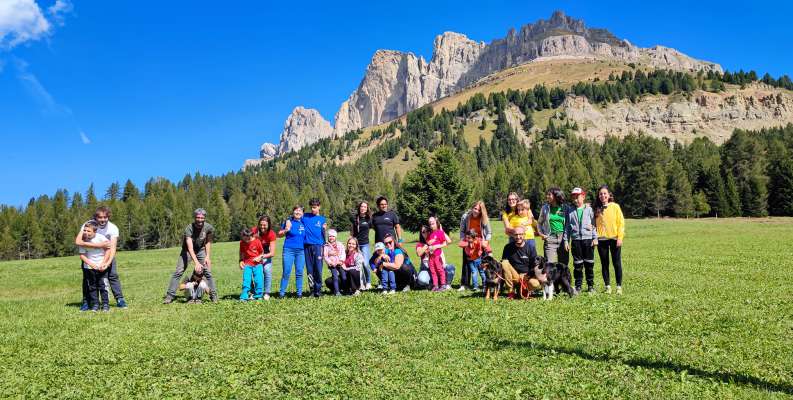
left=163, top=295, right=175, bottom=305
left=605, top=285, right=612, bottom=294
left=616, top=286, right=623, bottom=295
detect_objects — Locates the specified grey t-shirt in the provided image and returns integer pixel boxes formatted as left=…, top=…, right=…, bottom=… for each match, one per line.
left=182, top=222, right=215, bottom=253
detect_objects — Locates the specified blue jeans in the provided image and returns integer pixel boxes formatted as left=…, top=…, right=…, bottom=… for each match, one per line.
left=262, top=261, right=272, bottom=295
left=469, top=258, right=485, bottom=290
left=380, top=269, right=396, bottom=291
left=304, top=244, right=324, bottom=296
left=330, top=266, right=345, bottom=294
left=280, top=247, right=305, bottom=298
left=240, top=264, right=263, bottom=300
left=359, top=244, right=371, bottom=284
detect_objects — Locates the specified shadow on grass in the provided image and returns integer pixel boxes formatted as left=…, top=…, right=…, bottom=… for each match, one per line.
left=490, top=338, right=793, bottom=395
left=64, top=302, right=83, bottom=308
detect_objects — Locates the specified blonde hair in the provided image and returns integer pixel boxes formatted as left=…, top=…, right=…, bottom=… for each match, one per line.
left=346, top=237, right=359, bottom=248
left=518, top=200, right=534, bottom=223
left=472, top=200, right=489, bottom=226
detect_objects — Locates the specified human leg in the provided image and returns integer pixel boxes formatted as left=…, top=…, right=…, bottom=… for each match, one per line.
left=571, top=240, right=584, bottom=290
left=280, top=249, right=295, bottom=298
left=359, top=244, right=371, bottom=286
left=262, top=262, right=273, bottom=295
left=294, top=248, right=305, bottom=297
left=581, top=239, right=595, bottom=289
left=165, top=252, right=190, bottom=299
left=252, top=264, right=264, bottom=299
left=240, top=266, right=253, bottom=300
left=469, top=258, right=482, bottom=290
left=598, top=239, right=612, bottom=287
left=330, top=267, right=341, bottom=295
left=611, top=241, right=623, bottom=287
left=105, top=258, right=125, bottom=303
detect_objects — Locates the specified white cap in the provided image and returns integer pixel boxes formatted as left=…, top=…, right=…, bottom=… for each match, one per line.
left=570, top=187, right=585, bottom=196
left=328, top=229, right=338, bottom=238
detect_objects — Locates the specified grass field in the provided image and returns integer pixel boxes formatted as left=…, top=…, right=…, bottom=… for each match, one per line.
left=0, top=218, right=791, bottom=399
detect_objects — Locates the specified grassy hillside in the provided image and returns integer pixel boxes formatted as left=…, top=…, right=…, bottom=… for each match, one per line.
left=1, top=219, right=792, bottom=398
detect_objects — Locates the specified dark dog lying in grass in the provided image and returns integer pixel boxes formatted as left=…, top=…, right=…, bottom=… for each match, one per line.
left=539, top=261, right=574, bottom=299
left=481, top=254, right=503, bottom=301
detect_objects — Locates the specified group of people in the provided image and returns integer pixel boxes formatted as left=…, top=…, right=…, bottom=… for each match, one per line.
left=75, top=185, right=626, bottom=310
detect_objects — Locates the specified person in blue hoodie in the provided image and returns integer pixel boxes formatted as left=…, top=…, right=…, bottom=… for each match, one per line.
left=277, top=206, right=307, bottom=299
left=564, top=187, right=598, bottom=294
left=303, top=198, right=328, bottom=297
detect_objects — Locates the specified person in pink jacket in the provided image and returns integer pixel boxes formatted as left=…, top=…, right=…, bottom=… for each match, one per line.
left=323, top=229, right=347, bottom=296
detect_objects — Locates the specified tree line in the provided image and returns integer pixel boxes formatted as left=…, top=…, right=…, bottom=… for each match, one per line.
left=2, top=70, right=793, bottom=261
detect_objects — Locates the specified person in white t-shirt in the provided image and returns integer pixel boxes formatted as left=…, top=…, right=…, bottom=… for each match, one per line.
left=78, top=220, right=112, bottom=311
left=74, top=206, right=127, bottom=310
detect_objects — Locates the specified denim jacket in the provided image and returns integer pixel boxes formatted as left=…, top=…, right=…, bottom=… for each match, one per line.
left=564, top=205, right=597, bottom=243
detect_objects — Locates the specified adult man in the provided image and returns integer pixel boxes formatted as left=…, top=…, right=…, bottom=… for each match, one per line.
left=371, top=196, right=403, bottom=244
left=163, top=208, right=217, bottom=303
left=302, top=198, right=327, bottom=297
left=500, top=226, right=538, bottom=299
left=75, top=206, right=127, bottom=309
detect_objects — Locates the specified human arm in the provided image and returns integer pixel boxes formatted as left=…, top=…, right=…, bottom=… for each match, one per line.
left=395, top=223, right=404, bottom=243
left=383, top=253, right=404, bottom=271
left=185, top=237, right=203, bottom=274
left=616, top=204, right=625, bottom=246
left=502, top=212, right=515, bottom=236
left=74, top=229, right=110, bottom=249
left=79, top=254, right=98, bottom=270
left=277, top=220, right=291, bottom=237
left=204, top=241, right=212, bottom=270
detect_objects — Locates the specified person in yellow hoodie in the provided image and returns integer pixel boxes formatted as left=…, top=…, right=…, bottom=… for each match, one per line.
left=594, top=185, right=625, bottom=295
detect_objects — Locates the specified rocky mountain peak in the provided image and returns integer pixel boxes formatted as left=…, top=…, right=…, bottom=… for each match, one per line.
left=276, top=106, right=333, bottom=155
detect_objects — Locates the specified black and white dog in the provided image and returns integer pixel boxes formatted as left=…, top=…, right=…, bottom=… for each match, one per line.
left=538, top=260, right=574, bottom=300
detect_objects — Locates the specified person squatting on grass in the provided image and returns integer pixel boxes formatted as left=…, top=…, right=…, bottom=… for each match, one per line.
left=75, top=206, right=127, bottom=310
left=350, top=201, right=373, bottom=290
left=323, top=229, right=347, bottom=296
left=594, top=185, right=626, bottom=295
left=565, top=187, right=598, bottom=294
left=251, top=215, right=277, bottom=300
left=278, top=206, right=306, bottom=299
left=303, top=198, right=328, bottom=298
left=500, top=226, right=539, bottom=298
left=164, top=208, right=217, bottom=304
left=458, top=200, right=491, bottom=291
left=458, top=229, right=486, bottom=291
left=180, top=270, right=209, bottom=304
left=426, top=216, right=451, bottom=292
left=78, top=220, right=112, bottom=312
left=239, top=228, right=265, bottom=301
left=325, top=237, right=364, bottom=296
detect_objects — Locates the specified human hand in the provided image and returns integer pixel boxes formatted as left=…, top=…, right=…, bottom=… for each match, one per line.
left=239, top=261, right=245, bottom=270
left=592, top=239, right=598, bottom=247
left=194, top=263, right=203, bottom=274
left=616, top=239, right=623, bottom=248
left=101, top=241, right=112, bottom=250
left=564, top=242, right=570, bottom=252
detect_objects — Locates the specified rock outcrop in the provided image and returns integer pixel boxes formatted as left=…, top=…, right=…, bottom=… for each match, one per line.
left=561, top=84, right=793, bottom=144
left=250, top=10, right=724, bottom=164
left=276, top=106, right=333, bottom=155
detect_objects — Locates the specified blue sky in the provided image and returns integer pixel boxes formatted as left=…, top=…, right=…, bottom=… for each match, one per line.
left=1, top=0, right=792, bottom=207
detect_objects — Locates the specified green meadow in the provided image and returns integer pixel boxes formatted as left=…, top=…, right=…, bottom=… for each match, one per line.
left=0, top=218, right=791, bottom=399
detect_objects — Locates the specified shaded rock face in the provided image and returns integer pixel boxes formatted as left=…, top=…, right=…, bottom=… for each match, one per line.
left=561, top=85, right=793, bottom=144
left=253, top=11, right=724, bottom=164
left=260, top=143, right=277, bottom=159
left=276, top=106, right=333, bottom=155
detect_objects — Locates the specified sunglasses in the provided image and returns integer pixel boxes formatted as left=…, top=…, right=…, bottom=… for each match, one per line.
left=384, top=240, right=394, bottom=245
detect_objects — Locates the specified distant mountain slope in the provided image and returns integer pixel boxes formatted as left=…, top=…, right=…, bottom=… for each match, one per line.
left=246, top=10, right=722, bottom=165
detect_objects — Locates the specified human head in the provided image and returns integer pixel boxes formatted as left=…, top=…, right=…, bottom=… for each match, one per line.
left=82, top=220, right=98, bottom=239
left=570, top=187, right=586, bottom=206
left=94, top=206, right=111, bottom=227
left=383, top=233, right=396, bottom=250
left=428, top=215, right=441, bottom=231
left=309, top=198, right=321, bottom=214
left=374, top=242, right=385, bottom=254
left=512, top=226, right=526, bottom=246
left=375, top=196, right=389, bottom=212
left=547, top=187, right=565, bottom=206
left=328, top=229, right=338, bottom=243
left=465, top=229, right=477, bottom=241
left=258, top=215, right=272, bottom=232
left=194, top=208, right=207, bottom=226
left=357, top=201, right=370, bottom=217
left=241, top=228, right=253, bottom=242
left=471, top=200, right=489, bottom=225
left=346, top=237, right=358, bottom=252
left=292, top=205, right=304, bottom=220
left=517, top=199, right=531, bottom=216
left=506, top=192, right=519, bottom=212
left=419, top=225, right=430, bottom=244
left=597, top=185, right=613, bottom=205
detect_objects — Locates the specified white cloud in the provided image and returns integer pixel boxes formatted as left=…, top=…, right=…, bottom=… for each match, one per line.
left=47, top=0, right=72, bottom=26
left=0, top=0, right=51, bottom=49
left=80, top=130, right=90, bottom=144
left=14, top=57, right=70, bottom=115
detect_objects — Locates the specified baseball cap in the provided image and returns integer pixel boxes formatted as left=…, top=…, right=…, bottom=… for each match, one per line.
left=570, top=187, right=585, bottom=196
left=374, top=242, right=385, bottom=251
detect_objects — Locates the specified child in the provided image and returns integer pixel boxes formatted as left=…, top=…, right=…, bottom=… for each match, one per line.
left=564, top=187, right=598, bottom=294
left=370, top=242, right=394, bottom=294
left=180, top=270, right=209, bottom=304
left=239, top=228, right=265, bottom=301
left=323, top=229, right=346, bottom=296
left=78, top=220, right=111, bottom=312
left=343, top=237, right=365, bottom=295
left=458, top=229, right=486, bottom=291
left=426, top=216, right=450, bottom=292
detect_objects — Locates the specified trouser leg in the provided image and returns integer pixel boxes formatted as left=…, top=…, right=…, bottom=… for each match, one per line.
left=166, top=252, right=190, bottom=298
left=240, top=266, right=253, bottom=300
left=81, top=264, right=90, bottom=305
left=571, top=240, right=584, bottom=289
left=262, top=262, right=273, bottom=295
left=598, top=240, right=611, bottom=286
left=97, top=269, right=110, bottom=306
left=581, top=239, right=595, bottom=287
left=612, top=241, right=623, bottom=286
left=105, top=258, right=124, bottom=302
left=86, top=269, right=100, bottom=309
left=331, top=267, right=341, bottom=294
left=460, top=251, right=470, bottom=287
left=347, top=269, right=360, bottom=292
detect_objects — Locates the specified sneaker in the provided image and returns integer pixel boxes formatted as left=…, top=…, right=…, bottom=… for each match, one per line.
left=401, top=286, right=411, bottom=292
left=101, top=305, right=110, bottom=312
left=352, top=290, right=361, bottom=296
left=335, top=292, right=342, bottom=296
left=457, top=286, right=467, bottom=292
left=506, top=293, right=515, bottom=300
left=263, top=294, right=270, bottom=300
left=431, top=286, right=440, bottom=292
left=187, top=299, right=195, bottom=304
left=376, top=284, right=383, bottom=290
left=587, top=286, right=596, bottom=295
left=574, top=287, right=581, bottom=295
left=117, top=299, right=128, bottom=308
left=443, top=285, right=452, bottom=291
left=163, top=296, right=175, bottom=305
left=605, top=285, right=612, bottom=294
left=472, top=286, right=480, bottom=291
left=248, top=294, right=254, bottom=301
left=389, top=290, right=396, bottom=295
left=616, top=286, right=623, bottom=295
left=90, top=307, right=99, bottom=312
left=366, top=283, right=372, bottom=290
left=382, top=290, right=389, bottom=295
left=195, top=299, right=203, bottom=304
left=79, top=302, right=90, bottom=312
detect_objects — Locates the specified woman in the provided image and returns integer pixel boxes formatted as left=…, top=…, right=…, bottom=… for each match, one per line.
left=501, top=192, right=520, bottom=238
left=537, top=187, right=570, bottom=266
left=458, top=200, right=492, bottom=291
left=251, top=215, right=276, bottom=300
left=342, top=237, right=365, bottom=295
left=594, top=185, right=625, bottom=295
left=350, top=201, right=373, bottom=290
left=277, top=206, right=306, bottom=299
